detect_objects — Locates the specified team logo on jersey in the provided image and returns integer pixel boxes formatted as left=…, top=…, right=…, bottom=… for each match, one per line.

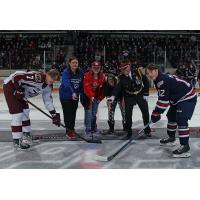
left=157, top=81, right=164, bottom=88
left=74, top=84, right=79, bottom=89
left=35, top=73, right=42, bottom=82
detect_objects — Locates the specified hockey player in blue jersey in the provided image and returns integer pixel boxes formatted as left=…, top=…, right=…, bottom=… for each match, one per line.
left=146, top=64, right=197, bottom=158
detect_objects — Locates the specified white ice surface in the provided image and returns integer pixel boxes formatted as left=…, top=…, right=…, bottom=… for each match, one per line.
left=0, top=93, right=200, bottom=128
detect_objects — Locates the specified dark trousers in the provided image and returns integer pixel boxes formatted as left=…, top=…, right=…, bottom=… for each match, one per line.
left=124, top=95, right=150, bottom=132
left=61, top=99, right=78, bottom=130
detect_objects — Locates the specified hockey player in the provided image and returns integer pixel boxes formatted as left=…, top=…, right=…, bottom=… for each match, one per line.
left=108, top=61, right=151, bottom=139
left=104, top=73, right=126, bottom=134
left=3, top=69, right=61, bottom=150
left=59, top=57, right=84, bottom=139
left=146, top=64, right=197, bottom=158
left=81, top=61, right=105, bottom=137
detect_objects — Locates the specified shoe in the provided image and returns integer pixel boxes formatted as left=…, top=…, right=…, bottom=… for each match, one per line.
left=102, top=129, right=114, bottom=135
left=91, top=128, right=101, bottom=135
left=160, top=137, right=176, bottom=147
left=22, top=132, right=33, bottom=145
left=105, top=121, right=114, bottom=134
left=173, top=145, right=191, bottom=158
left=67, top=130, right=77, bottom=139
left=125, top=130, right=132, bottom=140
left=84, top=129, right=94, bottom=139
left=123, top=123, right=127, bottom=132
left=144, top=127, right=152, bottom=138
left=13, top=139, right=30, bottom=150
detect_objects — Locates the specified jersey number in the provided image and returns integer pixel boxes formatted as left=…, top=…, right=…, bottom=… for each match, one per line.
left=158, top=89, right=165, bottom=97
left=26, top=75, right=34, bottom=80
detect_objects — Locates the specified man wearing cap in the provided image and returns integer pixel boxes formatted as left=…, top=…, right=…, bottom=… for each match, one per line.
left=108, top=61, right=151, bottom=139
left=82, top=61, right=106, bottom=137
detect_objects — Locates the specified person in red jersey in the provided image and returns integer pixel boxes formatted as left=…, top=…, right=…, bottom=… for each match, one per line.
left=3, top=69, right=61, bottom=150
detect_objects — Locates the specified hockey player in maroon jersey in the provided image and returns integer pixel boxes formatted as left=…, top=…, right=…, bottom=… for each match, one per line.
left=3, top=69, right=61, bottom=150
left=146, top=64, right=197, bottom=158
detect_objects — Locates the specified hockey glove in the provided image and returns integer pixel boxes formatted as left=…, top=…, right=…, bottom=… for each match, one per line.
left=151, top=111, right=161, bottom=123
left=14, top=88, right=25, bottom=100
left=52, top=113, right=61, bottom=127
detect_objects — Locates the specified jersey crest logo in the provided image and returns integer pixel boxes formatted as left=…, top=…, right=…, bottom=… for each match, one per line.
left=157, top=80, right=164, bottom=88
left=35, top=73, right=42, bottom=82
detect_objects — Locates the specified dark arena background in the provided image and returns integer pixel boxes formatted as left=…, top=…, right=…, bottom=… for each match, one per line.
left=1, top=30, right=200, bottom=168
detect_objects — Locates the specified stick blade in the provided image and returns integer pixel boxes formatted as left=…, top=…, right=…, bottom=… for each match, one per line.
left=93, top=155, right=109, bottom=162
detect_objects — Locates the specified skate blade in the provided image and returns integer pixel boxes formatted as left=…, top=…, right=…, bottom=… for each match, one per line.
left=172, top=152, right=191, bottom=158
left=160, top=142, right=176, bottom=147
left=14, top=147, right=33, bottom=152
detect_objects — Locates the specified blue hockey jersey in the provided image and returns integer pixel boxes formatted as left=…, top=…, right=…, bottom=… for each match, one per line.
left=59, top=67, right=84, bottom=101
left=154, top=72, right=197, bottom=114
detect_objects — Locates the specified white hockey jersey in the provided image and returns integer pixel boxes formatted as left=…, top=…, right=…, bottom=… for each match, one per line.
left=4, top=71, right=55, bottom=112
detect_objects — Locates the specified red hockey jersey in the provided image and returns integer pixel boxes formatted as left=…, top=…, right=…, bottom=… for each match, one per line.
left=4, top=71, right=55, bottom=112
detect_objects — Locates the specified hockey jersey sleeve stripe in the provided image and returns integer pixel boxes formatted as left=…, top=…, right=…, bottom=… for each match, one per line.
left=157, top=100, right=169, bottom=104
left=155, top=105, right=168, bottom=110
left=156, top=102, right=169, bottom=107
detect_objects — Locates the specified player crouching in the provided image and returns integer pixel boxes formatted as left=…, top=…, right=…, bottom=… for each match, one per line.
left=3, top=69, right=61, bottom=150
left=146, top=64, right=197, bottom=158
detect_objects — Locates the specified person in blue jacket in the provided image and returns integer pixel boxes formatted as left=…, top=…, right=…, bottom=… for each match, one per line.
left=59, top=57, right=84, bottom=139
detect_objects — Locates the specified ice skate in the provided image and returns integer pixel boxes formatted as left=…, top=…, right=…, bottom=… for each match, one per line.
left=13, top=139, right=31, bottom=151
left=22, top=132, right=33, bottom=146
left=160, top=137, right=176, bottom=147
left=172, top=145, right=191, bottom=158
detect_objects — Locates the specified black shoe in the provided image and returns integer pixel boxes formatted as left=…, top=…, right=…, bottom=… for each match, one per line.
left=173, top=145, right=191, bottom=158
left=107, top=121, right=114, bottom=134
left=160, top=137, right=176, bottom=147
left=13, top=139, right=30, bottom=150
left=125, top=130, right=132, bottom=140
left=102, top=129, right=114, bottom=135
left=144, top=127, right=152, bottom=138
left=123, top=123, right=127, bottom=132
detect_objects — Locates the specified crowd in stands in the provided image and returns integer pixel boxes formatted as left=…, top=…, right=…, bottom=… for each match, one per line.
left=74, top=33, right=199, bottom=72
left=0, top=32, right=199, bottom=74
left=0, top=35, right=68, bottom=70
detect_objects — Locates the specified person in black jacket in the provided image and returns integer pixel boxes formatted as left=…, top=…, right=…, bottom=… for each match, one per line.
left=104, top=74, right=126, bottom=134
left=108, top=61, right=151, bottom=139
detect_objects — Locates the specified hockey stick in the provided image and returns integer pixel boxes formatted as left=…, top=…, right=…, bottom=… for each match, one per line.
left=94, top=121, right=152, bottom=162
left=26, top=99, right=102, bottom=144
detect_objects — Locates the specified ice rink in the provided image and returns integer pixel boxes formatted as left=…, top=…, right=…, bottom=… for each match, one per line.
left=1, top=92, right=200, bottom=169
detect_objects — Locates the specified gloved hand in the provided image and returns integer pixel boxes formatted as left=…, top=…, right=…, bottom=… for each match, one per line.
left=14, top=88, right=25, bottom=100
left=143, top=96, right=148, bottom=102
left=151, top=111, right=161, bottom=123
left=52, top=113, right=61, bottom=127
left=72, top=93, right=78, bottom=100
left=107, top=96, right=115, bottom=104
